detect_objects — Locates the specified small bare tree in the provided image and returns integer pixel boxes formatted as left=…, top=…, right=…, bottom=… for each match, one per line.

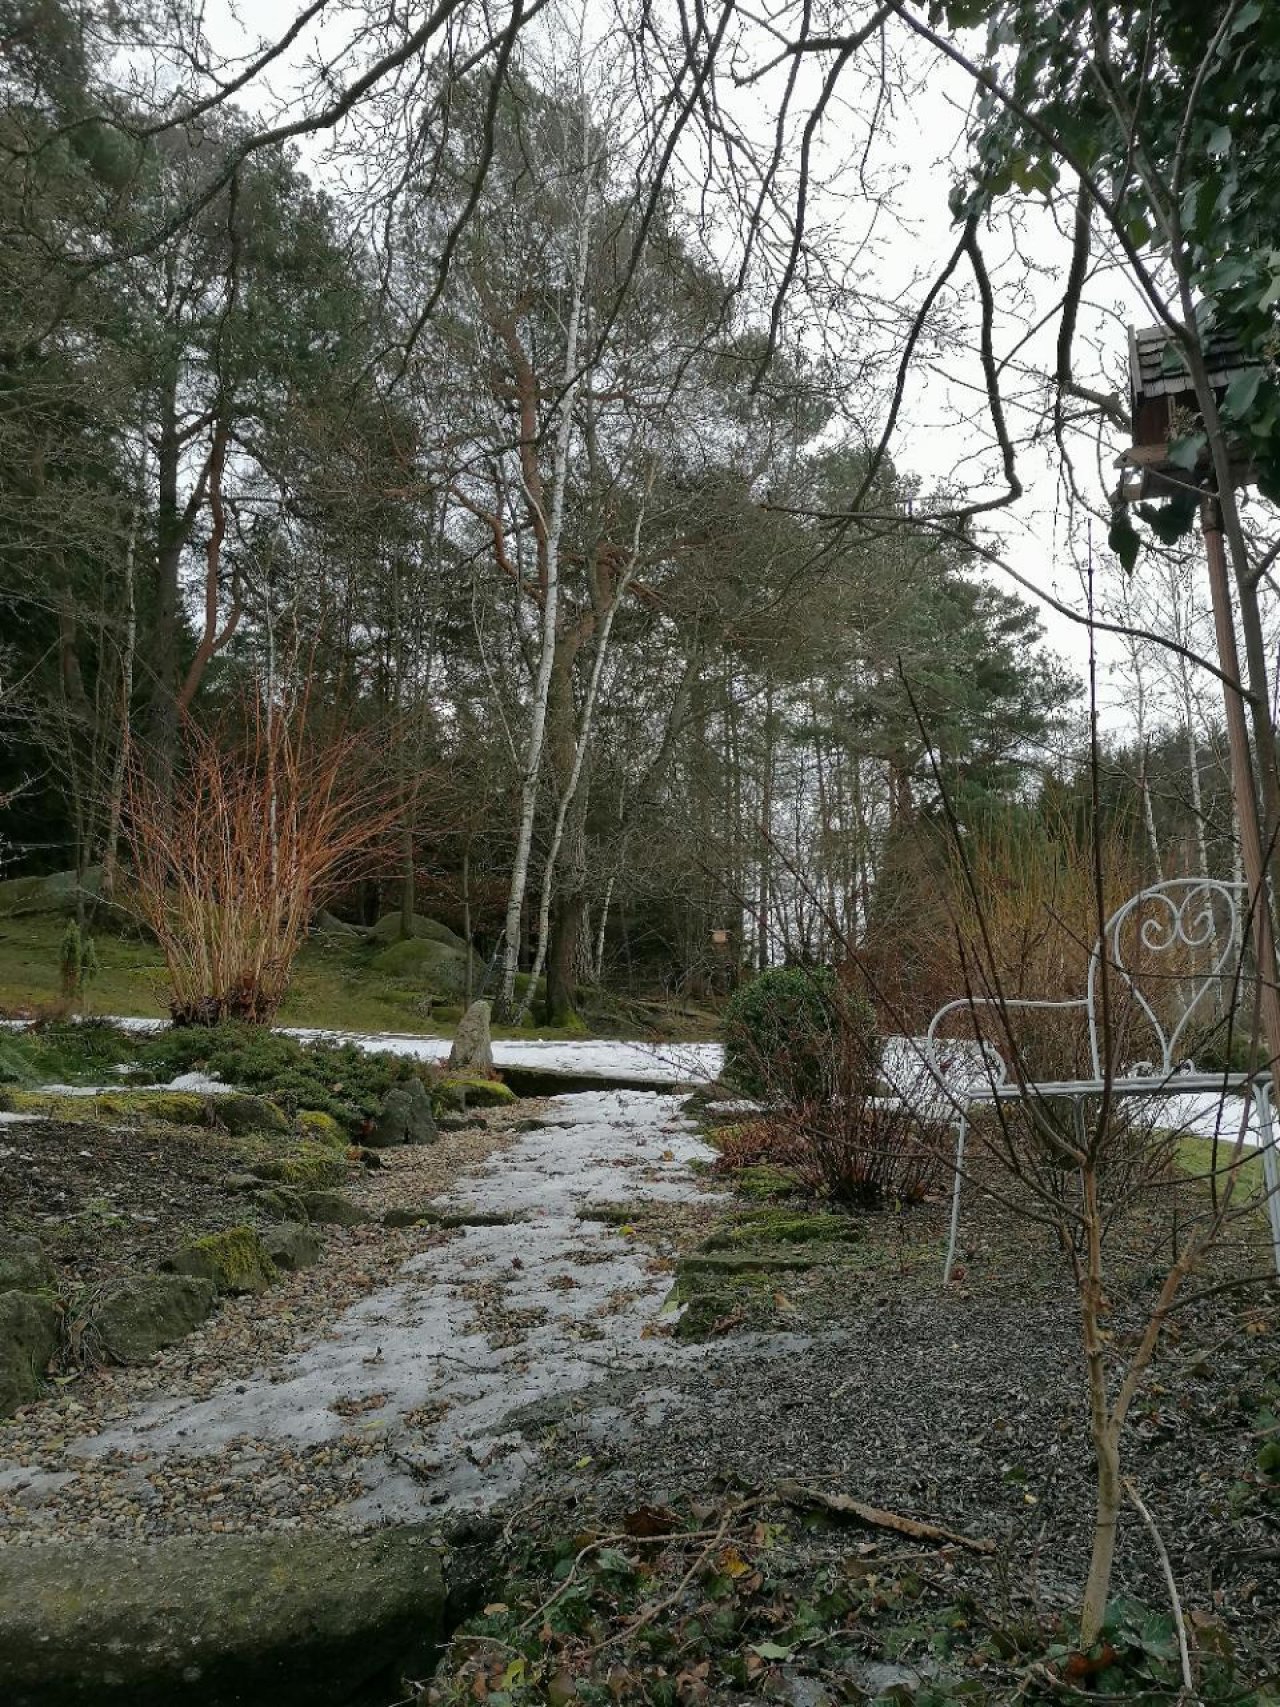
left=126, top=694, right=394, bottom=1024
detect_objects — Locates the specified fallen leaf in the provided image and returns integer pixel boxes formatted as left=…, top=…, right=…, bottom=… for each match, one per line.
left=624, top=1504, right=679, bottom=1538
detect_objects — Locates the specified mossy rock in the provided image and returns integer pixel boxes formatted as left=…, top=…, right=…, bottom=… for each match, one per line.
left=245, top=1186, right=310, bottom=1222
left=371, top=936, right=480, bottom=998
left=369, top=911, right=467, bottom=948
left=296, top=1109, right=347, bottom=1148
left=0, top=1525, right=448, bottom=1707
left=0, top=1233, right=57, bottom=1295
left=704, top=1211, right=861, bottom=1251
left=368, top=1079, right=436, bottom=1147
left=250, top=1143, right=348, bottom=1188
left=167, top=1227, right=277, bottom=1295
left=1, top=1089, right=211, bottom=1126
left=430, top=1080, right=467, bottom=1116
left=0, top=1291, right=59, bottom=1416
left=88, top=1274, right=216, bottom=1364
left=100, top=1090, right=212, bottom=1125
left=679, top=1249, right=819, bottom=1279
left=0, top=864, right=101, bottom=917
left=440, top=1075, right=515, bottom=1110
left=295, top=1190, right=366, bottom=1227
left=261, top=1222, right=321, bottom=1272
left=209, top=1094, right=289, bottom=1137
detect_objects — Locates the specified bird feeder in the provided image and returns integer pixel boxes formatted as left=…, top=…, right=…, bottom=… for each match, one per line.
left=1118, top=322, right=1260, bottom=501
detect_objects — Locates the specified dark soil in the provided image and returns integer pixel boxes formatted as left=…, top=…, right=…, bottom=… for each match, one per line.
left=0, top=1118, right=271, bottom=1289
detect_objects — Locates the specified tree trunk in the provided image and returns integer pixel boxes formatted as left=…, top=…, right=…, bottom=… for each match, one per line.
left=496, top=156, right=595, bottom=1021
left=101, top=478, right=142, bottom=902
left=1081, top=1429, right=1122, bottom=1649
left=147, top=364, right=184, bottom=790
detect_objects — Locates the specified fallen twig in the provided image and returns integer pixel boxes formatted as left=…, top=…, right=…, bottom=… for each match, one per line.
left=1123, top=1477, right=1193, bottom=1696
left=776, top=1479, right=996, bottom=1555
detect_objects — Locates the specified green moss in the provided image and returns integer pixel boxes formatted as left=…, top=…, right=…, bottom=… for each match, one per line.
left=733, top=1165, right=797, bottom=1202
left=439, top=1075, right=515, bottom=1109
left=1, top=1088, right=210, bottom=1126
left=168, top=1226, right=276, bottom=1295
left=297, top=1109, right=347, bottom=1148
left=575, top=1201, right=648, bottom=1226
left=210, top=1094, right=289, bottom=1136
left=250, top=1142, right=348, bottom=1188
left=704, top=1210, right=860, bottom=1251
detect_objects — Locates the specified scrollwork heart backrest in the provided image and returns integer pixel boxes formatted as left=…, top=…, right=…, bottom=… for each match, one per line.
left=1087, top=879, right=1246, bottom=1078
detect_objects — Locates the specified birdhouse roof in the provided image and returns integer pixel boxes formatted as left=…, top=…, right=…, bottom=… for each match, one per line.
left=1128, top=321, right=1256, bottom=406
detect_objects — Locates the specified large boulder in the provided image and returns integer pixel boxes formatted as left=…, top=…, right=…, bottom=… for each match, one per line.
left=370, top=934, right=481, bottom=998
left=369, top=911, right=467, bottom=949
left=166, top=1228, right=276, bottom=1296
left=0, top=1526, right=449, bottom=1707
left=0, top=865, right=101, bottom=918
left=447, top=1000, right=494, bottom=1076
left=0, top=1233, right=57, bottom=1295
left=89, top=1274, right=216, bottom=1365
left=0, top=1291, right=59, bottom=1416
left=368, top=1078, right=436, bottom=1148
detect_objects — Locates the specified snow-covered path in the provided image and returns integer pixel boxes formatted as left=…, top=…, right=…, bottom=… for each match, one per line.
left=66, top=1090, right=725, bottom=1523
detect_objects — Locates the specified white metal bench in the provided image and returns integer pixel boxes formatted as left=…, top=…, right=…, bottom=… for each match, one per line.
left=915, top=878, right=1280, bottom=1281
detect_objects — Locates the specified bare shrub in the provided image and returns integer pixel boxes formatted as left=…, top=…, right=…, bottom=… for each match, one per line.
left=792, top=1094, right=949, bottom=1209
left=709, top=1118, right=807, bottom=1175
left=126, top=696, right=394, bottom=1025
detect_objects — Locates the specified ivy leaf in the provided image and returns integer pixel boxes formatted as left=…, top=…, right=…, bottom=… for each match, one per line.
left=1136, top=494, right=1198, bottom=545
left=1108, top=508, right=1141, bottom=573
left=751, top=1642, right=794, bottom=1660
left=1222, top=366, right=1263, bottom=419
left=1168, top=432, right=1207, bottom=471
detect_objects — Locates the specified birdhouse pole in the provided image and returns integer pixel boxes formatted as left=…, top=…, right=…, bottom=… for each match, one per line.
left=1122, top=326, right=1280, bottom=1101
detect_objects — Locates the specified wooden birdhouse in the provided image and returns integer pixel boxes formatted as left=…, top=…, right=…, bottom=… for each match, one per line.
left=1119, top=322, right=1260, bottom=501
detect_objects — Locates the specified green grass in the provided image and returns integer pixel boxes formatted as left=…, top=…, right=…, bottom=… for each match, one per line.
left=1175, top=1133, right=1268, bottom=1197
left=0, top=908, right=715, bottom=1044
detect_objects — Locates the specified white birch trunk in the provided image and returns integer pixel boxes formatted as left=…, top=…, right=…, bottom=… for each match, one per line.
left=496, top=134, right=595, bottom=1019
left=515, top=516, right=644, bottom=1023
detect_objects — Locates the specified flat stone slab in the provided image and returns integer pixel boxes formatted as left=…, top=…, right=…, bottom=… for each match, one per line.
left=0, top=1525, right=448, bottom=1707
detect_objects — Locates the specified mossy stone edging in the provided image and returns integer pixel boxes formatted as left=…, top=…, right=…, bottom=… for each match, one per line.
left=0, top=1525, right=450, bottom=1707
left=88, top=1274, right=216, bottom=1364
left=167, top=1227, right=277, bottom=1295
left=0, top=1290, right=59, bottom=1416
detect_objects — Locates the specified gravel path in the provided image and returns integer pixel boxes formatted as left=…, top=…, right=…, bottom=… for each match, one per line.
left=0, top=1090, right=725, bottom=1542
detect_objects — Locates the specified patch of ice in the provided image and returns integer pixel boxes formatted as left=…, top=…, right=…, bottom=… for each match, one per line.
left=285, top=1027, right=724, bottom=1085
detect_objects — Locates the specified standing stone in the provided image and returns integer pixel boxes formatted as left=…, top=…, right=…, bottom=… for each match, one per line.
left=448, top=1000, right=494, bottom=1075
left=368, top=1078, right=436, bottom=1147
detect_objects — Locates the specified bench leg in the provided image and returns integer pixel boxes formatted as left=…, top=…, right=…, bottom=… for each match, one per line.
left=943, top=1114, right=967, bottom=1284
left=1254, top=1083, right=1280, bottom=1280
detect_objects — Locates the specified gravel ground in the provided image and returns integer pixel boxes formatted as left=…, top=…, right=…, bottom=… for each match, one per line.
left=3, top=1084, right=1278, bottom=1672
